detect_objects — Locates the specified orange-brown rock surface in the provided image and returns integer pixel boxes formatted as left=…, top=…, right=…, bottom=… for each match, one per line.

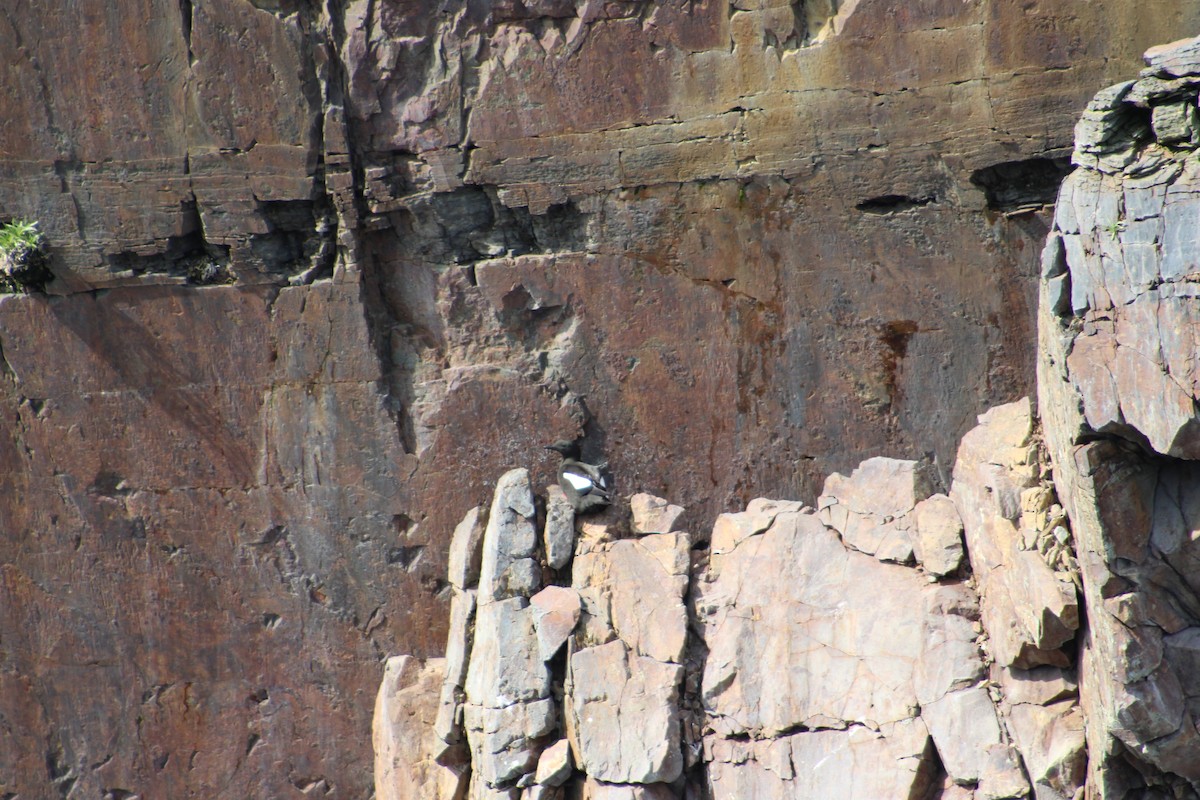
left=4, top=1, right=1200, bottom=797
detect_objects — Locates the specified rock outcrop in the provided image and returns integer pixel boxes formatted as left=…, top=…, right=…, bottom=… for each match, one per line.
left=376, top=399, right=1089, bottom=799
left=1039, top=34, right=1200, bottom=798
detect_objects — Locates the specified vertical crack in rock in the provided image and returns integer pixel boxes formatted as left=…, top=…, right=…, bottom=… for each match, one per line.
left=1038, top=34, right=1200, bottom=798
left=179, top=0, right=194, bottom=64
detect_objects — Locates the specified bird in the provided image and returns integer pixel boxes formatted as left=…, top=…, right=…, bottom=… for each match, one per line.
left=545, top=439, right=612, bottom=514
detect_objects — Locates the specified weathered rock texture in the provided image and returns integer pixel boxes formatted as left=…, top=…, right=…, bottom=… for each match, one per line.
left=378, top=404, right=1087, bottom=799
left=1039, top=34, right=1200, bottom=798
left=4, top=0, right=1200, bottom=796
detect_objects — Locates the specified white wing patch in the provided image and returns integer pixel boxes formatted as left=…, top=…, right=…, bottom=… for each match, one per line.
left=562, top=472, right=594, bottom=492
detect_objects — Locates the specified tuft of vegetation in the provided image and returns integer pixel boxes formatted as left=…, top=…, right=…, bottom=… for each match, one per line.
left=0, top=219, right=52, bottom=292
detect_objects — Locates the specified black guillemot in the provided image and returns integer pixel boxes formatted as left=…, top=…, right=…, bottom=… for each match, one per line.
left=545, top=439, right=612, bottom=514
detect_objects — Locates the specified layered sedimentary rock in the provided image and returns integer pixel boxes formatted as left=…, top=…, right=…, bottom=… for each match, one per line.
left=1038, top=35, right=1200, bottom=798
left=5, top=0, right=1200, bottom=796
left=376, top=399, right=1088, bottom=799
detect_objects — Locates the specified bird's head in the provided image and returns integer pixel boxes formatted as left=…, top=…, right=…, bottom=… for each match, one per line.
left=545, top=439, right=581, bottom=459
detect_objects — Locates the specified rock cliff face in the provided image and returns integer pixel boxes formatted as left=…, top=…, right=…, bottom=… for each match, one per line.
left=1039, top=37, right=1200, bottom=798
left=4, top=1, right=1200, bottom=798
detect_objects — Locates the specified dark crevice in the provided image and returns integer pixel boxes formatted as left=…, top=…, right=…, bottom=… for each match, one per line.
left=855, top=194, right=936, bottom=214
left=180, top=0, right=194, bottom=64
left=104, top=201, right=233, bottom=284
left=970, top=157, right=1073, bottom=212
left=397, top=187, right=588, bottom=265
left=251, top=198, right=337, bottom=281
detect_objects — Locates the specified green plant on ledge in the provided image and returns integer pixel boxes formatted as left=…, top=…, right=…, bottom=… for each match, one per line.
left=0, top=218, right=52, bottom=293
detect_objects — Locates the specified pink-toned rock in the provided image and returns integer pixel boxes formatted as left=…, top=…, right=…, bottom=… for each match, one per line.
left=569, top=640, right=684, bottom=785
left=913, top=494, right=965, bottom=577
left=952, top=401, right=1078, bottom=669
left=706, top=719, right=933, bottom=800
left=629, top=493, right=685, bottom=535
left=534, top=739, right=574, bottom=787
left=818, top=457, right=931, bottom=563
left=373, top=656, right=468, bottom=800
left=531, top=586, right=582, bottom=662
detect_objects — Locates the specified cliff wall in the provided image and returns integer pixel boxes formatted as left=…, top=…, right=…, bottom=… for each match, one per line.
left=2, top=2, right=1200, bottom=797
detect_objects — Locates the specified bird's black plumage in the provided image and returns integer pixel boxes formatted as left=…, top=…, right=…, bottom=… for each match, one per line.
left=545, top=439, right=611, bottom=514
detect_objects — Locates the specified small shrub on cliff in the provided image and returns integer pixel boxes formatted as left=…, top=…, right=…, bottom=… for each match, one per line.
left=0, top=219, right=52, bottom=292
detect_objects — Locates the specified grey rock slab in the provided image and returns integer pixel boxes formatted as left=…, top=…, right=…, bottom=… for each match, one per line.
left=465, top=597, right=551, bottom=708
left=543, top=485, right=576, bottom=570
left=463, top=698, right=556, bottom=786
left=569, top=640, right=684, bottom=784
left=448, top=505, right=486, bottom=590
left=479, top=468, right=541, bottom=603
left=710, top=499, right=803, bottom=556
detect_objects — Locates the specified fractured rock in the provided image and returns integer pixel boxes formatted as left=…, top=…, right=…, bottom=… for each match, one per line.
left=700, top=507, right=930, bottom=735
left=465, top=471, right=553, bottom=793
left=543, top=486, right=576, bottom=570
left=571, top=533, right=690, bottom=663
left=912, top=493, right=965, bottom=577
left=478, top=469, right=541, bottom=603
left=465, top=598, right=551, bottom=710
left=374, top=656, right=468, bottom=800
left=534, top=739, right=573, bottom=787
left=1039, top=44, right=1200, bottom=791
left=818, top=457, right=931, bottom=563
left=952, top=400, right=1078, bottom=668
left=569, top=640, right=684, bottom=785
left=920, top=687, right=1020, bottom=791
left=530, top=586, right=582, bottom=662
left=435, top=588, right=478, bottom=745
left=706, top=718, right=933, bottom=800
left=449, top=506, right=487, bottom=590
left=709, top=500, right=799, bottom=556
left=578, top=778, right=677, bottom=800
left=629, top=493, right=685, bottom=535
left=1006, top=700, right=1086, bottom=800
